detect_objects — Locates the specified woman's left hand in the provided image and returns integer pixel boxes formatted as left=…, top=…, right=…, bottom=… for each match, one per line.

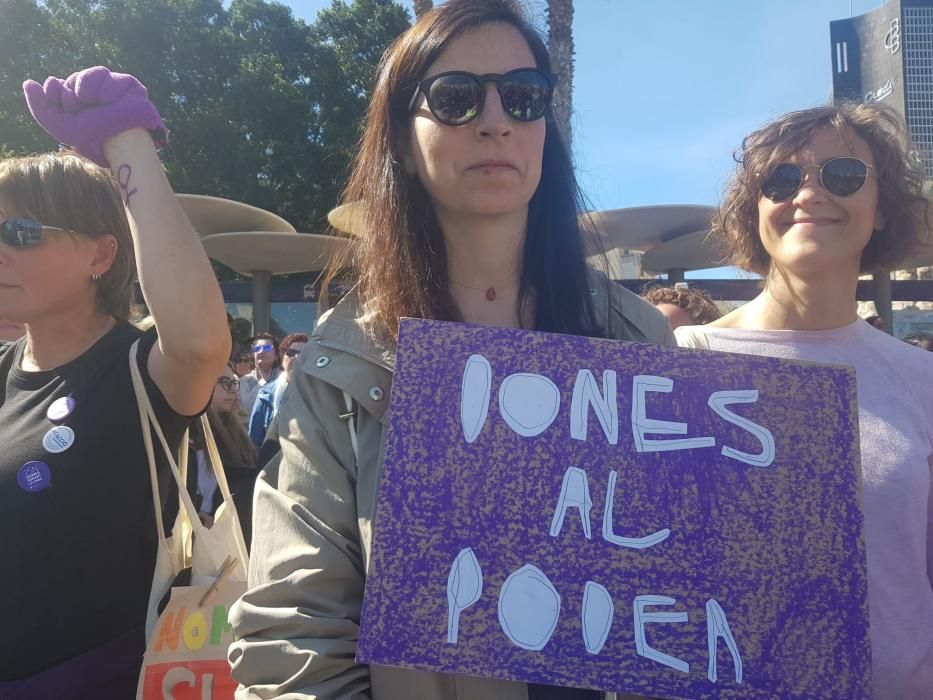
left=23, top=66, right=168, bottom=168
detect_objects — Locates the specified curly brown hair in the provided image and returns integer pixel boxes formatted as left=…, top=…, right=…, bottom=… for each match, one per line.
left=279, top=332, right=309, bottom=357
left=642, top=285, right=721, bottom=325
left=713, top=102, right=929, bottom=276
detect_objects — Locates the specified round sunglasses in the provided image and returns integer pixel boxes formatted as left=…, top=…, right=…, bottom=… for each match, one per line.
left=0, top=218, right=69, bottom=247
left=216, top=376, right=240, bottom=392
left=760, top=157, right=874, bottom=202
left=408, top=68, right=556, bottom=126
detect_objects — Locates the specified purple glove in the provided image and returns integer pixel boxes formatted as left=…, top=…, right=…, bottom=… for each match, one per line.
left=23, top=66, right=169, bottom=168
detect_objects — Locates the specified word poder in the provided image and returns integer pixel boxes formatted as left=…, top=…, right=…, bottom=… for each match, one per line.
left=358, top=320, right=871, bottom=700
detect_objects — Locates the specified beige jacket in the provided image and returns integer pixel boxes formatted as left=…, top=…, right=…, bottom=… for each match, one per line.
left=229, top=272, right=675, bottom=699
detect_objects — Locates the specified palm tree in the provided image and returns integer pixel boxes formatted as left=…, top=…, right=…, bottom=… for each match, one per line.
left=414, top=0, right=433, bottom=18
left=547, top=0, right=574, bottom=146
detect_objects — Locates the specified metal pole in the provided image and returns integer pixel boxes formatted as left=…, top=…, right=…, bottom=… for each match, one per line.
left=872, top=270, right=893, bottom=334
left=251, top=270, right=271, bottom=334
left=667, top=268, right=686, bottom=284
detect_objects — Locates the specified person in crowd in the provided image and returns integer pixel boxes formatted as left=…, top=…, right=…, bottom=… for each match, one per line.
left=0, top=317, right=25, bottom=342
left=233, top=345, right=254, bottom=378
left=903, top=332, right=933, bottom=351
left=0, top=68, right=229, bottom=695
left=228, top=1, right=673, bottom=698
left=192, top=363, right=255, bottom=522
left=642, top=283, right=721, bottom=330
left=674, top=102, right=933, bottom=699
left=190, top=362, right=259, bottom=545
left=862, top=313, right=887, bottom=330
left=247, top=331, right=309, bottom=448
left=246, top=332, right=311, bottom=462
left=237, top=331, right=279, bottom=424
left=271, top=332, right=308, bottom=414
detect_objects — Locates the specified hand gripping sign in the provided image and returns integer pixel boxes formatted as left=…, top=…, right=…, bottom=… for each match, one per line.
left=357, top=319, right=871, bottom=700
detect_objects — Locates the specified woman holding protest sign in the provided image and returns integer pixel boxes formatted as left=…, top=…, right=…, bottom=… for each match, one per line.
left=675, top=103, right=933, bottom=699
left=0, top=68, right=230, bottom=695
left=229, top=1, right=672, bottom=698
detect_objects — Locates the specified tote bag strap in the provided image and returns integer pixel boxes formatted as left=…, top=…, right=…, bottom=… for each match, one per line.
left=129, top=339, right=202, bottom=542
left=198, top=412, right=250, bottom=567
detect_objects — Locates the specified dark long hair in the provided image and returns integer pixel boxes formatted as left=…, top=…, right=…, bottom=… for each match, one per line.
left=325, top=0, right=601, bottom=341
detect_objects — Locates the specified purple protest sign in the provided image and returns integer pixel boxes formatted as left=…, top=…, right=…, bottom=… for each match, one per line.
left=357, top=319, right=871, bottom=700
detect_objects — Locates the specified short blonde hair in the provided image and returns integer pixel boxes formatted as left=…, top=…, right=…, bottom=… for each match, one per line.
left=0, top=152, right=136, bottom=320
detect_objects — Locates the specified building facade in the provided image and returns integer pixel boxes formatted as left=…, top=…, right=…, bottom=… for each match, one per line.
left=832, top=1, right=933, bottom=319
left=831, top=0, right=933, bottom=175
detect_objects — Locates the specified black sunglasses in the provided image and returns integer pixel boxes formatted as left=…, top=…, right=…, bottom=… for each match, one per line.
left=760, top=157, right=874, bottom=202
left=0, top=218, right=69, bottom=247
left=408, top=68, right=556, bottom=126
left=284, top=347, right=302, bottom=358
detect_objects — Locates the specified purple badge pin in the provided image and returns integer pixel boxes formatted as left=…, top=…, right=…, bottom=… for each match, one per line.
left=47, top=396, right=75, bottom=423
left=17, top=461, right=52, bottom=493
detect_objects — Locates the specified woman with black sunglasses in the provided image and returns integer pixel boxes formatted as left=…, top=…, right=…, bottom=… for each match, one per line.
left=229, top=1, right=672, bottom=698
left=0, top=68, right=230, bottom=695
left=675, top=103, right=933, bottom=699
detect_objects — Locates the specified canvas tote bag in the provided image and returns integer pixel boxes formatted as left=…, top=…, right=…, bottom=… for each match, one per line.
left=129, top=340, right=250, bottom=699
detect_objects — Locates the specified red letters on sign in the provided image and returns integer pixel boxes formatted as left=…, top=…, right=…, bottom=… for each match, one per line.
left=141, top=660, right=237, bottom=700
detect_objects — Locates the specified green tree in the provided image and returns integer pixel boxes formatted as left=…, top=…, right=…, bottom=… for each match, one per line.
left=0, top=0, right=410, bottom=232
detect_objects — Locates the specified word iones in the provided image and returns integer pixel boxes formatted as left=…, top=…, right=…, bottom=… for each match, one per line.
left=446, top=548, right=743, bottom=684
left=461, top=355, right=775, bottom=467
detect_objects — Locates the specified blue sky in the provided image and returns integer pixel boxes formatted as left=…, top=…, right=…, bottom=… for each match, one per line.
left=284, top=0, right=885, bottom=275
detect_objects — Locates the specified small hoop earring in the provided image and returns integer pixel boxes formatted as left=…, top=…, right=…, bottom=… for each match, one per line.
left=91, top=273, right=102, bottom=281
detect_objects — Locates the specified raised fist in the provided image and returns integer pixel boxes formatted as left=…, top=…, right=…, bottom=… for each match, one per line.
left=23, top=66, right=168, bottom=168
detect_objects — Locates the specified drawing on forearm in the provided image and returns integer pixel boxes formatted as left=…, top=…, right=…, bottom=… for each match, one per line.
left=116, top=164, right=138, bottom=204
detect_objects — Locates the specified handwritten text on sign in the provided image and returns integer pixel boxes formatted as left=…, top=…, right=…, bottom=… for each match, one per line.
left=357, top=320, right=871, bottom=700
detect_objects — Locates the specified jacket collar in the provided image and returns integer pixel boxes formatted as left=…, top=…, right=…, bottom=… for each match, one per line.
left=312, top=290, right=396, bottom=372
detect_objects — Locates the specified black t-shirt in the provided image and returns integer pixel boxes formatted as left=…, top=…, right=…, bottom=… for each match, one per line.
left=0, top=322, right=192, bottom=679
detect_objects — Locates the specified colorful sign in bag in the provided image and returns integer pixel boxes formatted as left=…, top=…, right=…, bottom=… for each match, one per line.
left=357, top=319, right=871, bottom=700
left=129, top=340, right=250, bottom=700
left=138, top=582, right=245, bottom=700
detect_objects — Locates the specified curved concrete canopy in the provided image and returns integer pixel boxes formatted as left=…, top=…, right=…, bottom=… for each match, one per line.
left=640, top=230, right=729, bottom=274
left=328, top=201, right=365, bottom=237
left=178, top=194, right=296, bottom=236
left=580, top=205, right=716, bottom=253
left=329, top=201, right=716, bottom=257
left=641, top=229, right=933, bottom=274
left=200, top=231, right=348, bottom=276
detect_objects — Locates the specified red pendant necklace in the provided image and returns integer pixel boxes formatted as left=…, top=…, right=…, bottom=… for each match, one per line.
left=449, top=279, right=508, bottom=302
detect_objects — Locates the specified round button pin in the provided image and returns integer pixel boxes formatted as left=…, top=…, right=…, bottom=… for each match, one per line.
left=17, top=461, right=52, bottom=493
left=47, top=396, right=75, bottom=422
left=43, top=425, right=75, bottom=454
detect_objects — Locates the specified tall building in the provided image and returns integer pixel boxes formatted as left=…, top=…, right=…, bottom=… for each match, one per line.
left=831, top=0, right=933, bottom=176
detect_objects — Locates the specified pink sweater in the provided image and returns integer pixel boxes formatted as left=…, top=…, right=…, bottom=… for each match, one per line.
left=675, top=319, right=933, bottom=699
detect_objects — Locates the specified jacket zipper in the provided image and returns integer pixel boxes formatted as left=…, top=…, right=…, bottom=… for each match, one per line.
left=315, top=338, right=393, bottom=372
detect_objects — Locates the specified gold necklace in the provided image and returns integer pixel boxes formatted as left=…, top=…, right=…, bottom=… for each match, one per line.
left=449, top=271, right=519, bottom=302
left=450, top=279, right=500, bottom=301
